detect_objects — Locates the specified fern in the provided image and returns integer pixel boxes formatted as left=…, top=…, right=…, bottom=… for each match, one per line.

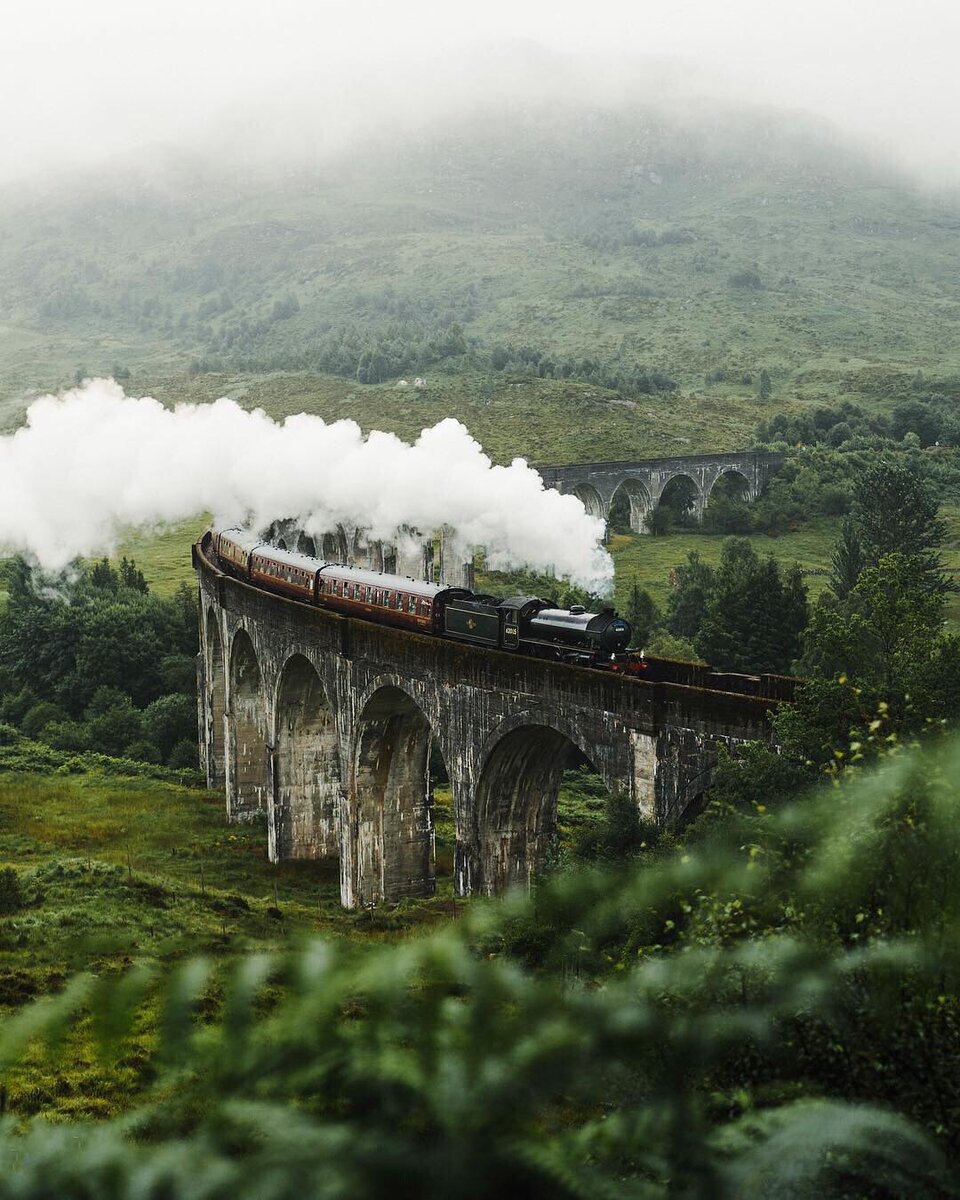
left=2, top=737, right=960, bottom=1194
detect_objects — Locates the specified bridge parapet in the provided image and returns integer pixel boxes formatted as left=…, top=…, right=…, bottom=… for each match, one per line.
left=195, top=536, right=785, bottom=907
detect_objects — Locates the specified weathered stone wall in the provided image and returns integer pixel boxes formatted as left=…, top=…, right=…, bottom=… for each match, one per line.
left=196, top=538, right=782, bottom=907
left=538, top=451, right=785, bottom=533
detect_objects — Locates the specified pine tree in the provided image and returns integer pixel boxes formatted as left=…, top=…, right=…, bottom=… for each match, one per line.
left=665, top=551, right=715, bottom=640
left=695, top=538, right=807, bottom=674
left=829, top=517, right=864, bottom=600
left=625, top=583, right=658, bottom=648
left=853, top=460, right=951, bottom=597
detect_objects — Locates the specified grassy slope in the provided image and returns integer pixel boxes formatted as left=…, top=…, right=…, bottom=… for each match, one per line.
left=0, top=762, right=465, bottom=1116
left=1, top=104, right=959, bottom=447
left=0, top=754, right=598, bottom=1118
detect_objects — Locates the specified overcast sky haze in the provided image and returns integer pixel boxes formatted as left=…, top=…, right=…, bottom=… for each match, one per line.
left=3, top=0, right=959, bottom=185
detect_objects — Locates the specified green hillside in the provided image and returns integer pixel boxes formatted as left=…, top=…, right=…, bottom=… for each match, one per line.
left=2, top=102, right=960, bottom=456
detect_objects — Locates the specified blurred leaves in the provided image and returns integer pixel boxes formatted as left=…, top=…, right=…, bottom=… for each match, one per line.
left=4, top=738, right=960, bottom=1194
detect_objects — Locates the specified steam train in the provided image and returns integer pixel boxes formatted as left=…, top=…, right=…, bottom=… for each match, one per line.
left=212, top=526, right=633, bottom=668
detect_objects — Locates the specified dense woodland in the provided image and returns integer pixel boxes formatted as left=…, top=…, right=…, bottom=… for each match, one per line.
left=0, top=558, right=198, bottom=771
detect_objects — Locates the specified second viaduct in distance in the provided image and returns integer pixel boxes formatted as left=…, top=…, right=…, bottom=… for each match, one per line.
left=537, top=450, right=785, bottom=534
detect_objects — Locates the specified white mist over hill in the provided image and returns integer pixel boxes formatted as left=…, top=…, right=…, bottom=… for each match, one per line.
left=0, top=379, right=613, bottom=591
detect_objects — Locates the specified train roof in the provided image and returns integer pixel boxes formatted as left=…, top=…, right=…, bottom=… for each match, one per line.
left=218, top=527, right=264, bottom=553
left=251, top=544, right=327, bottom=572
left=317, top=562, right=456, bottom=599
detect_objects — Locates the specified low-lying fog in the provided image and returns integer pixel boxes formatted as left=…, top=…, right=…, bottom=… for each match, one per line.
left=2, top=2, right=959, bottom=191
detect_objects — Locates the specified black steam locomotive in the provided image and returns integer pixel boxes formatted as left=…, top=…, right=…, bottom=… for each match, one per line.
left=211, top=526, right=632, bottom=667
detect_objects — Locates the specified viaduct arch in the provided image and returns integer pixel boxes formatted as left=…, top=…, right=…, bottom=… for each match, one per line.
left=196, top=535, right=788, bottom=908
left=538, top=451, right=784, bottom=533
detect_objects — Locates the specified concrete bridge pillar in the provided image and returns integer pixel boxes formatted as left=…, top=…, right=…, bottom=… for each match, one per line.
left=340, top=679, right=437, bottom=907
left=271, top=654, right=342, bottom=862
left=394, top=528, right=433, bottom=581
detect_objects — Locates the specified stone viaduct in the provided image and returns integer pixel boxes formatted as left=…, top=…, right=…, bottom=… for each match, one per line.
left=194, top=534, right=791, bottom=909
left=537, top=451, right=784, bottom=533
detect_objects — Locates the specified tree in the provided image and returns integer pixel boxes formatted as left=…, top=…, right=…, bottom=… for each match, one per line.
left=665, top=551, right=716, bottom=640
left=644, top=504, right=672, bottom=535
left=800, top=552, right=956, bottom=721
left=142, top=693, right=197, bottom=763
left=702, top=473, right=752, bottom=534
left=829, top=516, right=864, bottom=600
left=694, top=538, right=808, bottom=674
left=118, top=557, right=148, bottom=593
left=852, top=461, right=950, bottom=597
left=0, top=556, right=198, bottom=764
left=607, top=489, right=632, bottom=534
left=624, top=584, right=658, bottom=648
left=892, top=399, right=941, bottom=446
left=85, top=692, right=143, bottom=757
left=759, top=368, right=772, bottom=400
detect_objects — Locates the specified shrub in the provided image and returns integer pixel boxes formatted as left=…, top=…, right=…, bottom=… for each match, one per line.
left=123, top=739, right=162, bottom=765
left=0, top=867, right=23, bottom=915
left=21, top=702, right=68, bottom=740
left=42, top=721, right=89, bottom=752
left=0, top=723, right=21, bottom=747
left=167, top=739, right=199, bottom=770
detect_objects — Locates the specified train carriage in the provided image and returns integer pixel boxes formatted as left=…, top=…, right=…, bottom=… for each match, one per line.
left=316, top=564, right=464, bottom=634
left=250, top=545, right=320, bottom=603
left=214, top=527, right=264, bottom=578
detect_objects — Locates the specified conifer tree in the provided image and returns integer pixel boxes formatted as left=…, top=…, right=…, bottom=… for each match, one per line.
left=829, top=516, right=864, bottom=600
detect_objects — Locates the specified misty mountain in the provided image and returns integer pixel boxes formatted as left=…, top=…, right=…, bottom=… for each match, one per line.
left=2, top=99, right=959, bottom=421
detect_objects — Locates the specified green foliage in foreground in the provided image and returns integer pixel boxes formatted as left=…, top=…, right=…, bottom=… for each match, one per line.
left=2, top=741, right=960, bottom=1195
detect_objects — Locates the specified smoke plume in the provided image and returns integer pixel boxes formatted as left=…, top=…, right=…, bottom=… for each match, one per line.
left=0, top=379, right=613, bottom=592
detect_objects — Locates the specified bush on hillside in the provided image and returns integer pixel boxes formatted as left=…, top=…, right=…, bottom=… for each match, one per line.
left=0, top=867, right=23, bottom=915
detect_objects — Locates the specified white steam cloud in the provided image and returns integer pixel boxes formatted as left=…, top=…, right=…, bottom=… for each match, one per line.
left=0, top=379, right=613, bottom=592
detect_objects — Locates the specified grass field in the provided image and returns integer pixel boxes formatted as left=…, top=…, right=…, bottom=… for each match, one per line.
left=0, top=742, right=604, bottom=1119
left=0, top=758, right=463, bottom=1117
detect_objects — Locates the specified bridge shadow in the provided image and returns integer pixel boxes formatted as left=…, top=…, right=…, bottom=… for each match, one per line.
left=352, top=685, right=440, bottom=905
left=230, top=630, right=268, bottom=821
left=274, top=654, right=341, bottom=865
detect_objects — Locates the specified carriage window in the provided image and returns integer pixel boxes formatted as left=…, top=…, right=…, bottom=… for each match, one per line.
left=408, top=595, right=417, bottom=613
left=421, top=601, right=431, bottom=616
left=395, top=593, right=403, bottom=610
